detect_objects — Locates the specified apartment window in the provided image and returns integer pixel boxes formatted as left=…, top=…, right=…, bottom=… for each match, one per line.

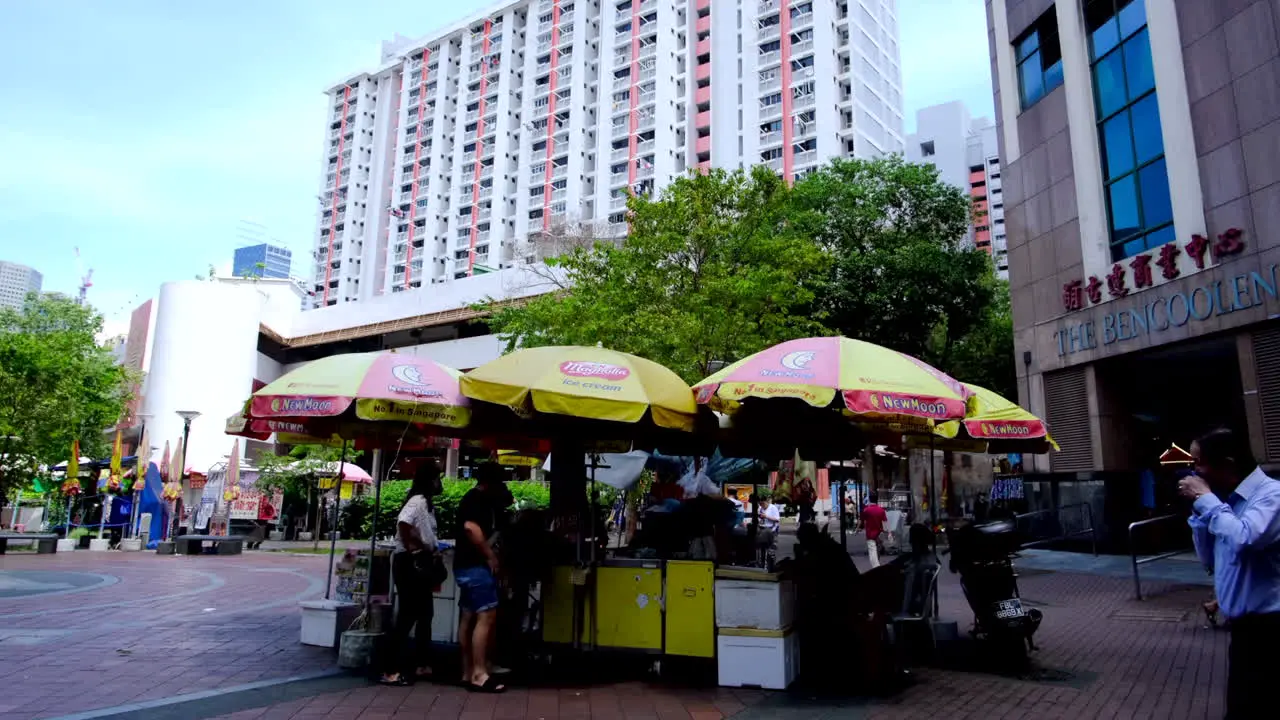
left=1087, top=0, right=1170, bottom=260
left=1014, top=9, right=1064, bottom=110
left=920, top=140, right=935, bottom=158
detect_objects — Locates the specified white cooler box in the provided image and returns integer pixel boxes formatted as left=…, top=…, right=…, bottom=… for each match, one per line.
left=717, top=627, right=798, bottom=690
left=714, top=569, right=794, bottom=630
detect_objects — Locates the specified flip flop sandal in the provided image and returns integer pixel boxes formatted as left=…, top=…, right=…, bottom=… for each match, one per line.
left=467, top=677, right=507, bottom=694
left=378, top=676, right=411, bottom=687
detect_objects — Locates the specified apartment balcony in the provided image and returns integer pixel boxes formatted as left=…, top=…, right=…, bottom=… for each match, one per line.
left=791, top=39, right=815, bottom=56
left=793, top=149, right=818, bottom=167
left=696, top=62, right=712, bottom=82
left=480, top=165, right=494, bottom=179
left=610, top=221, right=629, bottom=236
left=639, top=0, right=657, bottom=12
left=760, top=103, right=784, bottom=122
left=765, top=156, right=784, bottom=171
left=637, top=113, right=656, bottom=132
left=695, top=85, right=711, bottom=104
left=638, top=90, right=656, bottom=106
left=475, top=230, right=491, bottom=244
left=639, top=43, right=657, bottom=61
left=695, top=135, right=711, bottom=154
left=479, top=186, right=494, bottom=199
left=793, top=120, right=816, bottom=139
left=759, top=0, right=780, bottom=13
left=695, top=38, right=711, bottom=56
left=610, top=171, right=629, bottom=187
left=550, top=188, right=568, bottom=203
left=612, top=122, right=629, bottom=140
left=759, top=50, right=781, bottom=67
left=612, top=73, right=631, bottom=91
left=759, top=74, right=782, bottom=93
left=610, top=194, right=629, bottom=210
left=792, top=65, right=816, bottom=83
left=614, top=50, right=631, bottom=66
left=791, top=11, right=814, bottom=29
left=696, top=14, right=712, bottom=34
left=793, top=93, right=816, bottom=111
left=640, top=66, right=657, bottom=82
left=636, top=164, right=655, bottom=180
left=480, top=145, right=496, bottom=160
left=551, top=164, right=569, bottom=180
left=477, top=207, right=492, bottom=221
left=758, top=24, right=781, bottom=42
left=695, top=110, right=711, bottom=128
left=636, top=138, right=655, bottom=155
left=609, top=145, right=629, bottom=162
left=467, top=88, right=482, bottom=103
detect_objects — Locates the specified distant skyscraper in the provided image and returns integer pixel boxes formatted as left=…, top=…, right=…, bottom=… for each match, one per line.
left=906, top=101, right=1007, bottom=278
left=310, top=0, right=907, bottom=308
left=233, top=244, right=292, bottom=279
left=0, top=261, right=43, bottom=311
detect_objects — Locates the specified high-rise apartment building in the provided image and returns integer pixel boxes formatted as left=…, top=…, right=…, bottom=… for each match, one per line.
left=907, top=101, right=1009, bottom=277
left=0, top=260, right=43, bottom=311
left=233, top=244, right=293, bottom=279
left=310, top=0, right=905, bottom=308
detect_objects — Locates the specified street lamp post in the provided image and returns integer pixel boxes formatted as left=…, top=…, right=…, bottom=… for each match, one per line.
left=176, top=411, right=200, bottom=536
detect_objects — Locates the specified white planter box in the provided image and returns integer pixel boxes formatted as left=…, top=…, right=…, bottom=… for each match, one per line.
left=299, top=599, right=358, bottom=647
left=715, top=573, right=794, bottom=630
left=717, top=628, right=798, bottom=690
left=56, top=538, right=77, bottom=552
left=88, top=538, right=111, bottom=552
left=120, top=538, right=143, bottom=552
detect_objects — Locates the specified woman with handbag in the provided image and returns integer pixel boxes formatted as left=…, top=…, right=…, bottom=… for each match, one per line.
left=379, top=461, right=443, bottom=686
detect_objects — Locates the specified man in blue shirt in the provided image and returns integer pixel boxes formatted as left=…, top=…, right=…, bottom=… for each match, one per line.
left=1180, top=428, right=1280, bottom=719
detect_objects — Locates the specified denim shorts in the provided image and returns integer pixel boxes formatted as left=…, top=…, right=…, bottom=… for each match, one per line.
left=455, top=566, right=499, bottom=613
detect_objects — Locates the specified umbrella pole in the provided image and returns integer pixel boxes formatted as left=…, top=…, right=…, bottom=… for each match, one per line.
left=367, top=448, right=384, bottom=621
left=929, top=436, right=938, bottom=529
left=325, top=440, right=349, bottom=600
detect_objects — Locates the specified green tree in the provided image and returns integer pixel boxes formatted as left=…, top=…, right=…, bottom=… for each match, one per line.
left=0, top=294, right=134, bottom=498
left=790, top=156, right=995, bottom=362
left=935, top=280, right=1017, bottom=400
left=482, top=167, right=828, bottom=382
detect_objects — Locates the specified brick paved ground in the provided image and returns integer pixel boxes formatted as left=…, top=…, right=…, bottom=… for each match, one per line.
left=1, top=547, right=1230, bottom=720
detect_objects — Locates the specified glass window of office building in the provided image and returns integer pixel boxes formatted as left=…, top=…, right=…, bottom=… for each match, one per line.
left=1014, top=10, right=1064, bottom=110
left=1087, top=0, right=1172, bottom=261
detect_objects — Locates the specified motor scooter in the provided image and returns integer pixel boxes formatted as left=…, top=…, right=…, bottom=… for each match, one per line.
left=948, top=519, right=1043, bottom=669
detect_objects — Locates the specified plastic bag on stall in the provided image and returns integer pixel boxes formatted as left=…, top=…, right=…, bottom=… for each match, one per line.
left=677, top=460, right=718, bottom=498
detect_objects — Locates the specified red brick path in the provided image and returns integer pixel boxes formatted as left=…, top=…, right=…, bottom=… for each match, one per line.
left=1, top=551, right=1229, bottom=719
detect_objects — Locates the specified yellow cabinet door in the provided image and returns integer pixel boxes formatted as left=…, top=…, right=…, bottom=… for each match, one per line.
left=665, top=560, right=715, bottom=658
left=594, top=565, right=663, bottom=651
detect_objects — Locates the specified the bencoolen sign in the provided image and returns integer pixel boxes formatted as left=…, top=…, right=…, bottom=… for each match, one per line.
left=1055, top=263, right=1279, bottom=356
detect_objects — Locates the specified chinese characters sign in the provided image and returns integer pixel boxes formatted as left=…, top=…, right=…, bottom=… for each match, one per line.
left=1061, top=230, right=1247, bottom=312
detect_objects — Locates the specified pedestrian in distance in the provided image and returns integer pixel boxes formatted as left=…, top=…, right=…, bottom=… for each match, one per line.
left=455, top=463, right=508, bottom=693
left=1179, top=428, right=1280, bottom=719
left=379, top=460, right=443, bottom=686
left=861, top=492, right=889, bottom=568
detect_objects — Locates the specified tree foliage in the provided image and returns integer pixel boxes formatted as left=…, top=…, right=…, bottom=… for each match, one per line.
left=484, top=167, right=828, bottom=383
left=481, top=157, right=1014, bottom=398
left=0, top=294, right=134, bottom=497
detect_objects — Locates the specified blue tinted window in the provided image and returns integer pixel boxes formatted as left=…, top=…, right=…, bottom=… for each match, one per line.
left=1143, top=225, right=1176, bottom=253
left=1091, top=0, right=1168, bottom=261
left=1139, top=160, right=1173, bottom=228
left=1109, top=176, right=1141, bottom=240
left=1123, top=30, right=1155, bottom=99
left=1094, top=50, right=1127, bottom=117
left=1130, top=94, right=1164, bottom=164
left=1118, top=0, right=1146, bottom=39
left=1015, top=10, right=1063, bottom=111
left=1101, top=112, right=1135, bottom=179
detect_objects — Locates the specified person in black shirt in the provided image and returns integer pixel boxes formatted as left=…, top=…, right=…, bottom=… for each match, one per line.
left=454, top=464, right=506, bottom=693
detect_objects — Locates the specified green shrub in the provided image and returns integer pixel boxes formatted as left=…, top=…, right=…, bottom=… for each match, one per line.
left=338, top=478, right=553, bottom=540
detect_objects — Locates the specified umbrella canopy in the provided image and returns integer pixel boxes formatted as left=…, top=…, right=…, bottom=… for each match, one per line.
left=225, top=409, right=344, bottom=447
left=461, top=346, right=699, bottom=432
left=132, top=426, right=151, bottom=492
left=942, top=383, right=1055, bottom=447
left=694, top=336, right=971, bottom=428
left=159, top=440, right=171, bottom=482
left=249, top=351, right=470, bottom=429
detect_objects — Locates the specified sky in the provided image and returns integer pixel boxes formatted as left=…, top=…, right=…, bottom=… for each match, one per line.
left=0, top=0, right=994, bottom=337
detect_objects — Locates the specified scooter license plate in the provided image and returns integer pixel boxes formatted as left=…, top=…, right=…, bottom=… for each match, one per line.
left=995, top=599, right=1026, bottom=619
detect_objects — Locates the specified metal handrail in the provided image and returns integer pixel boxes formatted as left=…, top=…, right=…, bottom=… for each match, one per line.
left=1015, top=502, right=1098, bottom=556
left=1128, top=513, right=1185, bottom=600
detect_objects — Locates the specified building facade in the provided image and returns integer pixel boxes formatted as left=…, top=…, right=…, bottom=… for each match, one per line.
left=907, top=101, right=1010, bottom=277
left=0, top=261, right=43, bottom=311
left=310, top=0, right=905, bottom=309
left=991, top=0, right=1280, bottom=472
left=232, top=243, right=293, bottom=279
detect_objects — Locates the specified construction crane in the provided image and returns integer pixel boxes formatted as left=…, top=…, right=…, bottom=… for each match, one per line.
left=74, top=247, right=94, bottom=305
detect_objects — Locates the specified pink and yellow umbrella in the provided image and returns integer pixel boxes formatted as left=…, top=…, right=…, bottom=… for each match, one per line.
left=248, top=351, right=470, bottom=432
left=694, top=336, right=972, bottom=428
